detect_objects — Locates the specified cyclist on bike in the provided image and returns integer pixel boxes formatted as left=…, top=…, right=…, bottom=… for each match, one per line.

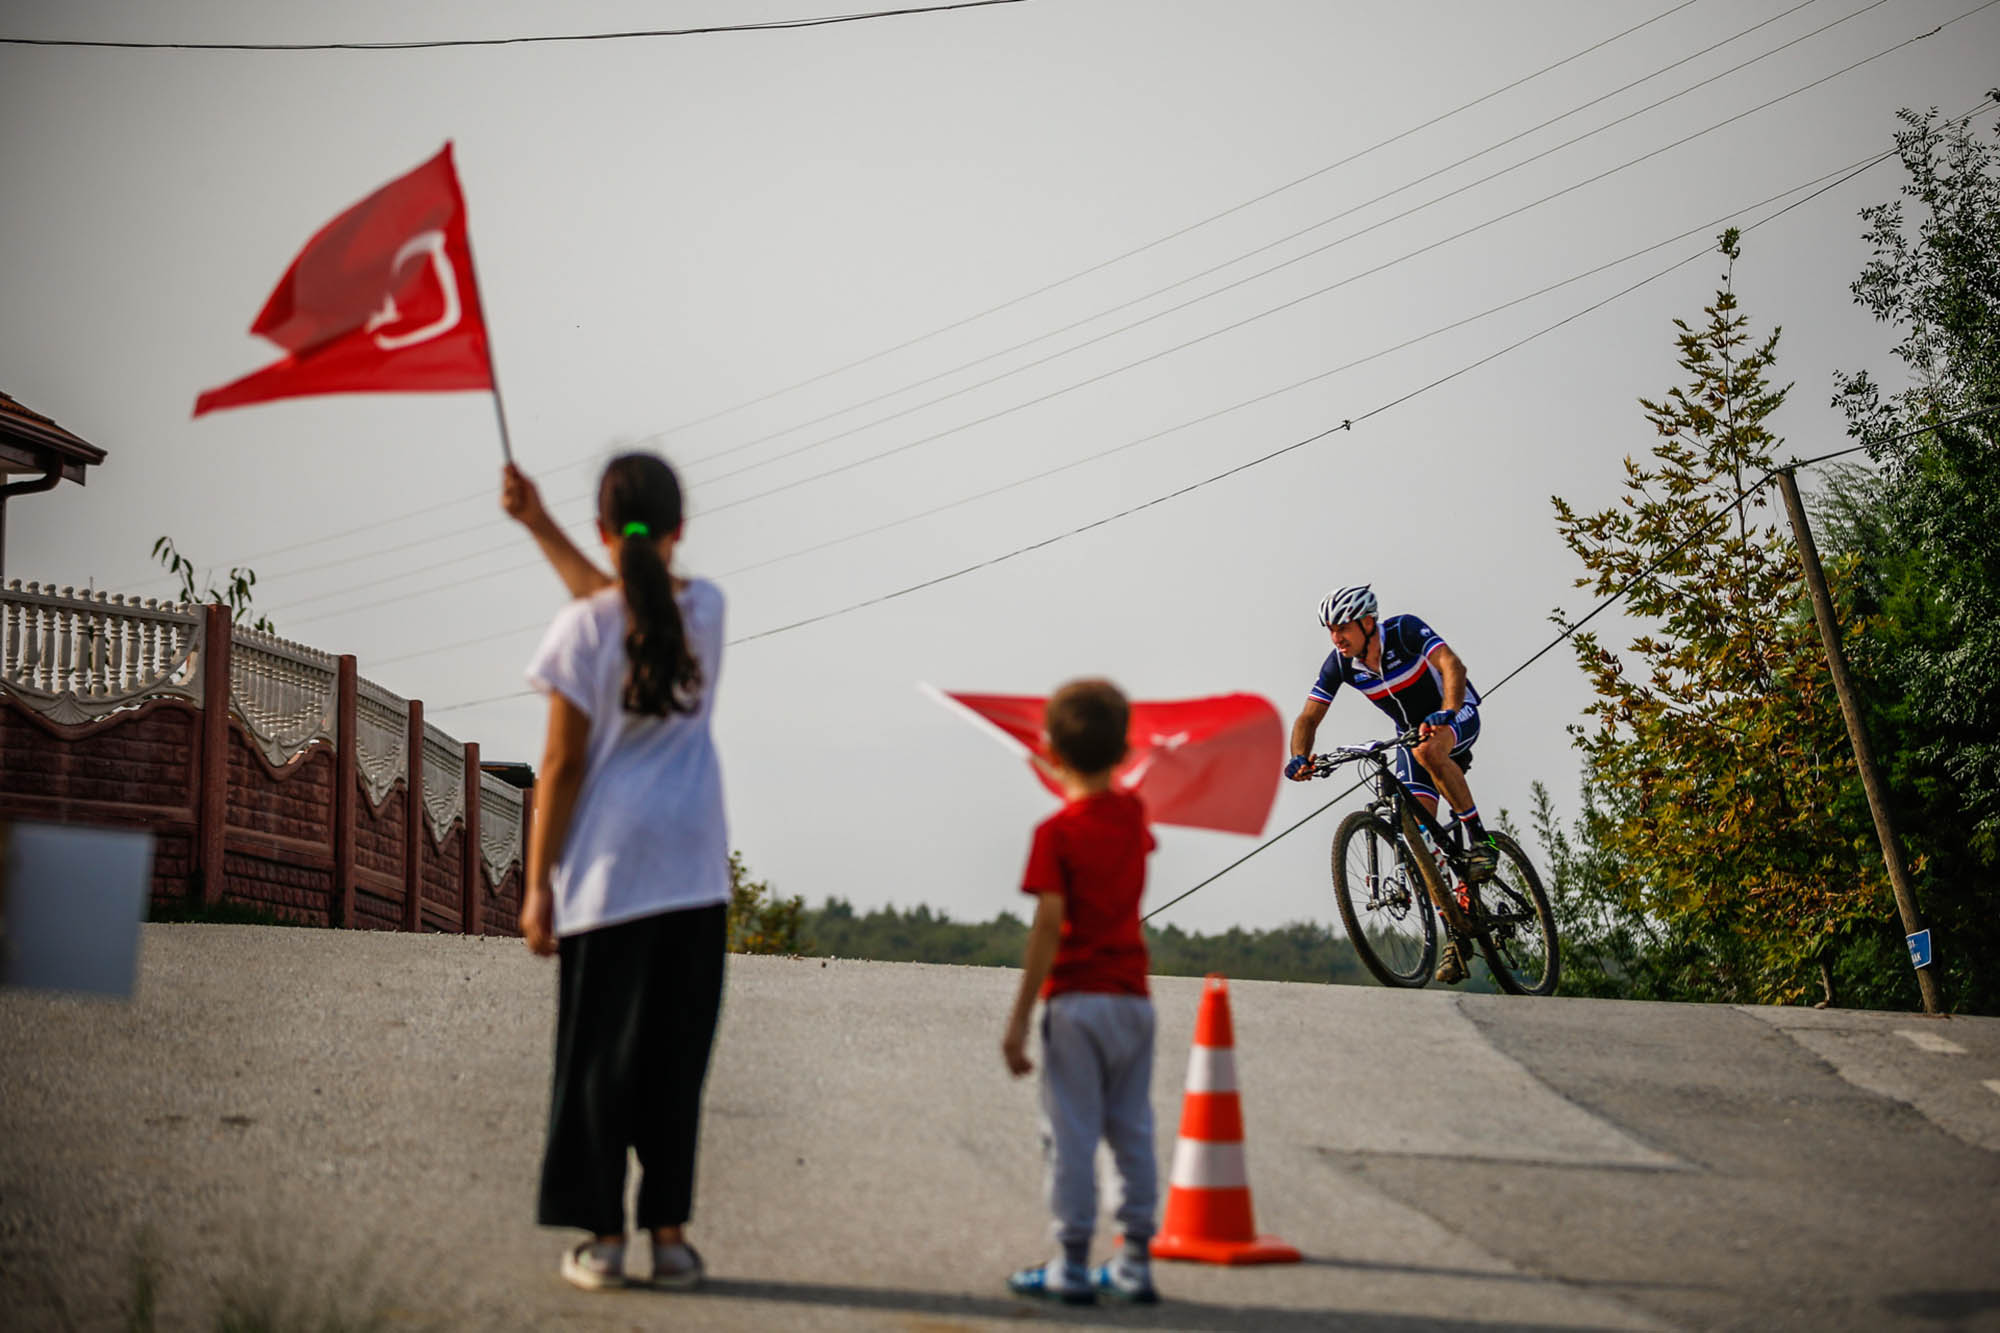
left=1283, top=584, right=1495, bottom=984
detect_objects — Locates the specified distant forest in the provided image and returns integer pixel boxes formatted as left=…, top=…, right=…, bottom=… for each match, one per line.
left=800, top=896, right=1385, bottom=987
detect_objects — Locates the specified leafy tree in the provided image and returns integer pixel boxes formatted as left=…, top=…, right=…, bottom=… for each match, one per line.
left=1832, top=106, right=2000, bottom=853
left=726, top=851, right=811, bottom=955
left=151, top=535, right=273, bottom=633
left=1520, top=780, right=1659, bottom=999
left=1550, top=232, right=1889, bottom=1005
left=1810, top=463, right=2000, bottom=1013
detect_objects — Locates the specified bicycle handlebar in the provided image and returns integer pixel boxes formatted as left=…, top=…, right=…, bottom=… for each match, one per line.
left=1303, top=726, right=1426, bottom=778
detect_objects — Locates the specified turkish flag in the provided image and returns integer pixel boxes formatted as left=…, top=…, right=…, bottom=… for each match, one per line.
left=194, top=143, right=493, bottom=417
left=930, top=688, right=1284, bottom=836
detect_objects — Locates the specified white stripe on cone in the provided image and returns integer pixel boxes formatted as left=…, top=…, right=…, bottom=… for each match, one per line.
left=1169, top=1138, right=1249, bottom=1190
left=1184, top=1046, right=1238, bottom=1093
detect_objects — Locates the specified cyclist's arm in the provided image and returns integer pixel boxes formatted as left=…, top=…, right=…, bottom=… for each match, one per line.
left=1431, top=644, right=1469, bottom=713
left=1289, top=696, right=1330, bottom=759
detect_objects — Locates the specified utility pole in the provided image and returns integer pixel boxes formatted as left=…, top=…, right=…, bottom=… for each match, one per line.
left=1775, top=466, right=1942, bottom=1015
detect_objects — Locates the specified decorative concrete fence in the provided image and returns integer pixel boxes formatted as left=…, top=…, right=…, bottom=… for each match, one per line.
left=0, top=581, right=527, bottom=934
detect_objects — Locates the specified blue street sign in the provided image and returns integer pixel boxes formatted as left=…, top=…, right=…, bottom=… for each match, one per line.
left=1907, top=929, right=1933, bottom=970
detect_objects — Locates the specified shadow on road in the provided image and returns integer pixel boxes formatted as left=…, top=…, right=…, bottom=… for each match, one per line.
left=1880, top=1289, right=2000, bottom=1321
left=1296, top=1253, right=1715, bottom=1297
left=690, top=1277, right=1648, bottom=1331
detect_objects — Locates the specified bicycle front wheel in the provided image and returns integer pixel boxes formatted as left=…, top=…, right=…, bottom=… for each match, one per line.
left=1471, top=833, right=1560, bottom=996
left=1331, top=811, right=1436, bottom=988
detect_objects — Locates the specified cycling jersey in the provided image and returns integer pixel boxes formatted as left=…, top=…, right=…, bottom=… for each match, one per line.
left=1309, top=613, right=1482, bottom=733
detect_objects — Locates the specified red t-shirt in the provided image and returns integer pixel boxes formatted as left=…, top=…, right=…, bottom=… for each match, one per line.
left=1021, top=789, right=1156, bottom=998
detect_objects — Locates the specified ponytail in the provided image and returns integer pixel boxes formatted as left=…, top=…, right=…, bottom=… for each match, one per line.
left=599, top=454, right=701, bottom=716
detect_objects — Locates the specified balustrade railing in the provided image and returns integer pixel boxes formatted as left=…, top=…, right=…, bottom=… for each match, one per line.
left=356, top=675, right=410, bottom=808
left=230, top=622, right=339, bottom=768
left=480, top=769, right=525, bottom=882
left=1, top=581, right=204, bottom=726
left=421, top=720, right=466, bottom=837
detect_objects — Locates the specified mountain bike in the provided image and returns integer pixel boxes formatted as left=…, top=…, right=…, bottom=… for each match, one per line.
left=1306, top=731, right=1559, bottom=995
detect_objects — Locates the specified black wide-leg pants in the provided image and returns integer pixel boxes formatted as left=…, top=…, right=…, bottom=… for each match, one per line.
left=536, top=901, right=728, bottom=1236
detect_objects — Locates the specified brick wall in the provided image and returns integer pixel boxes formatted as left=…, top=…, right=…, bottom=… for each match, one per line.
left=485, top=862, right=524, bottom=938
left=223, top=849, right=334, bottom=927
left=0, top=599, right=529, bottom=936
left=355, top=781, right=405, bottom=877
left=226, top=729, right=335, bottom=845
left=152, top=830, right=195, bottom=907
left=1, top=697, right=198, bottom=822
left=352, top=777, right=407, bottom=930
left=2, top=697, right=201, bottom=901
left=420, top=816, right=464, bottom=933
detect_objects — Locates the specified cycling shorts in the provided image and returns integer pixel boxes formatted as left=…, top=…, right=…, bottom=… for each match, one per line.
left=1393, top=700, right=1480, bottom=804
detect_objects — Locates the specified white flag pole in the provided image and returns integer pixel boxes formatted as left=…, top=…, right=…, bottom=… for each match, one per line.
left=452, top=158, right=514, bottom=466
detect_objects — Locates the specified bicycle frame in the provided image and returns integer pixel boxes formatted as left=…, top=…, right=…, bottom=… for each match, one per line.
left=1319, top=732, right=1562, bottom=995
left=1315, top=732, right=1481, bottom=938
left=1325, top=736, right=1470, bottom=876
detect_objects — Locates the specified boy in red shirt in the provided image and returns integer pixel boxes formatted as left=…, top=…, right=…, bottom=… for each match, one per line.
left=1001, top=678, right=1159, bottom=1306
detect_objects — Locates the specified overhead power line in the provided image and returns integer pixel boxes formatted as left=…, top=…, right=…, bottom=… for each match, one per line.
left=422, top=93, right=1980, bottom=718
left=142, top=0, right=1707, bottom=579
left=674, top=95, right=1996, bottom=651
left=278, top=138, right=1909, bottom=634
left=575, top=0, right=1713, bottom=468
left=0, top=0, right=1025, bottom=50
left=251, top=0, right=1993, bottom=607
left=668, top=0, right=1858, bottom=482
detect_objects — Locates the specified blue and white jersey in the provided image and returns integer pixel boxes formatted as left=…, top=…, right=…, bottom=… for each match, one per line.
left=1310, top=614, right=1480, bottom=732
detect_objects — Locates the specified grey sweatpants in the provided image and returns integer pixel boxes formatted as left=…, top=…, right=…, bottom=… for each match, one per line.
left=1039, top=991, right=1158, bottom=1248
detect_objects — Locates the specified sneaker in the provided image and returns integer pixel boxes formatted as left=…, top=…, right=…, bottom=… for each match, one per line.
left=648, top=1240, right=704, bottom=1291
left=559, top=1238, right=626, bottom=1291
left=1434, top=936, right=1469, bottom=985
left=1466, top=838, right=1499, bottom=883
left=1008, top=1260, right=1096, bottom=1306
left=1091, top=1259, right=1160, bottom=1304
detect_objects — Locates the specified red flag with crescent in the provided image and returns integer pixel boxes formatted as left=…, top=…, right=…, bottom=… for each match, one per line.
left=194, top=143, right=492, bottom=417
left=928, top=687, right=1285, bottom=836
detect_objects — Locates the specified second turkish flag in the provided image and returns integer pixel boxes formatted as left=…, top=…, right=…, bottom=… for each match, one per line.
left=937, top=690, right=1284, bottom=836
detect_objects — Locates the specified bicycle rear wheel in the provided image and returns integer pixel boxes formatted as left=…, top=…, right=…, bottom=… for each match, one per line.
left=1331, top=811, right=1436, bottom=987
left=1470, top=833, right=1560, bottom=996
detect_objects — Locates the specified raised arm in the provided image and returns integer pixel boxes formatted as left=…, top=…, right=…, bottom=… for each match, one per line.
left=501, top=464, right=613, bottom=599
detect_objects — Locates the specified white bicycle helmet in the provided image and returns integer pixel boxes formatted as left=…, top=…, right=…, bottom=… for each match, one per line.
left=1318, top=584, right=1377, bottom=627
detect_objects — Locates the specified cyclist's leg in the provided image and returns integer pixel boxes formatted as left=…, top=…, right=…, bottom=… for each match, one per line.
left=1415, top=704, right=1496, bottom=872
left=1410, top=715, right=1477, bottom=824
left=1392, top=747, right=1470, bottom=983
left=1390, top=746, right=1442, bottom=818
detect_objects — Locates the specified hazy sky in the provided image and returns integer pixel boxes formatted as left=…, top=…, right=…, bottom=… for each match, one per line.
left=4, top=0, right=1995, bottom=934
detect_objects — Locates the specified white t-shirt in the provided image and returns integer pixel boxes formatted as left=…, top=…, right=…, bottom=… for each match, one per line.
left=524, top=579, right=730, bottom=936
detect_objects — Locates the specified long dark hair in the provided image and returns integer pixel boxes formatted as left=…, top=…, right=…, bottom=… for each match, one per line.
left=599, top=453, right=701, bottom=716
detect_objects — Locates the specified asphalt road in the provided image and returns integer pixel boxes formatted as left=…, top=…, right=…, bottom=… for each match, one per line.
left=3, top=924, right=1997, bottom=1331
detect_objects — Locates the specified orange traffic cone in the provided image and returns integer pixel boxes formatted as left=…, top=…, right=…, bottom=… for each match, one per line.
left=1152, top=974, right=1301, bottom=1265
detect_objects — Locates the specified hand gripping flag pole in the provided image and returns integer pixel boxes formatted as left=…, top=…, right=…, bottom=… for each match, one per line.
left=194, top=142, right=512, bottom=462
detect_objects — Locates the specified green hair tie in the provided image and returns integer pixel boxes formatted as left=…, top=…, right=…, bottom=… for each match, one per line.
left=622, top=521, right=651, bottom=539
